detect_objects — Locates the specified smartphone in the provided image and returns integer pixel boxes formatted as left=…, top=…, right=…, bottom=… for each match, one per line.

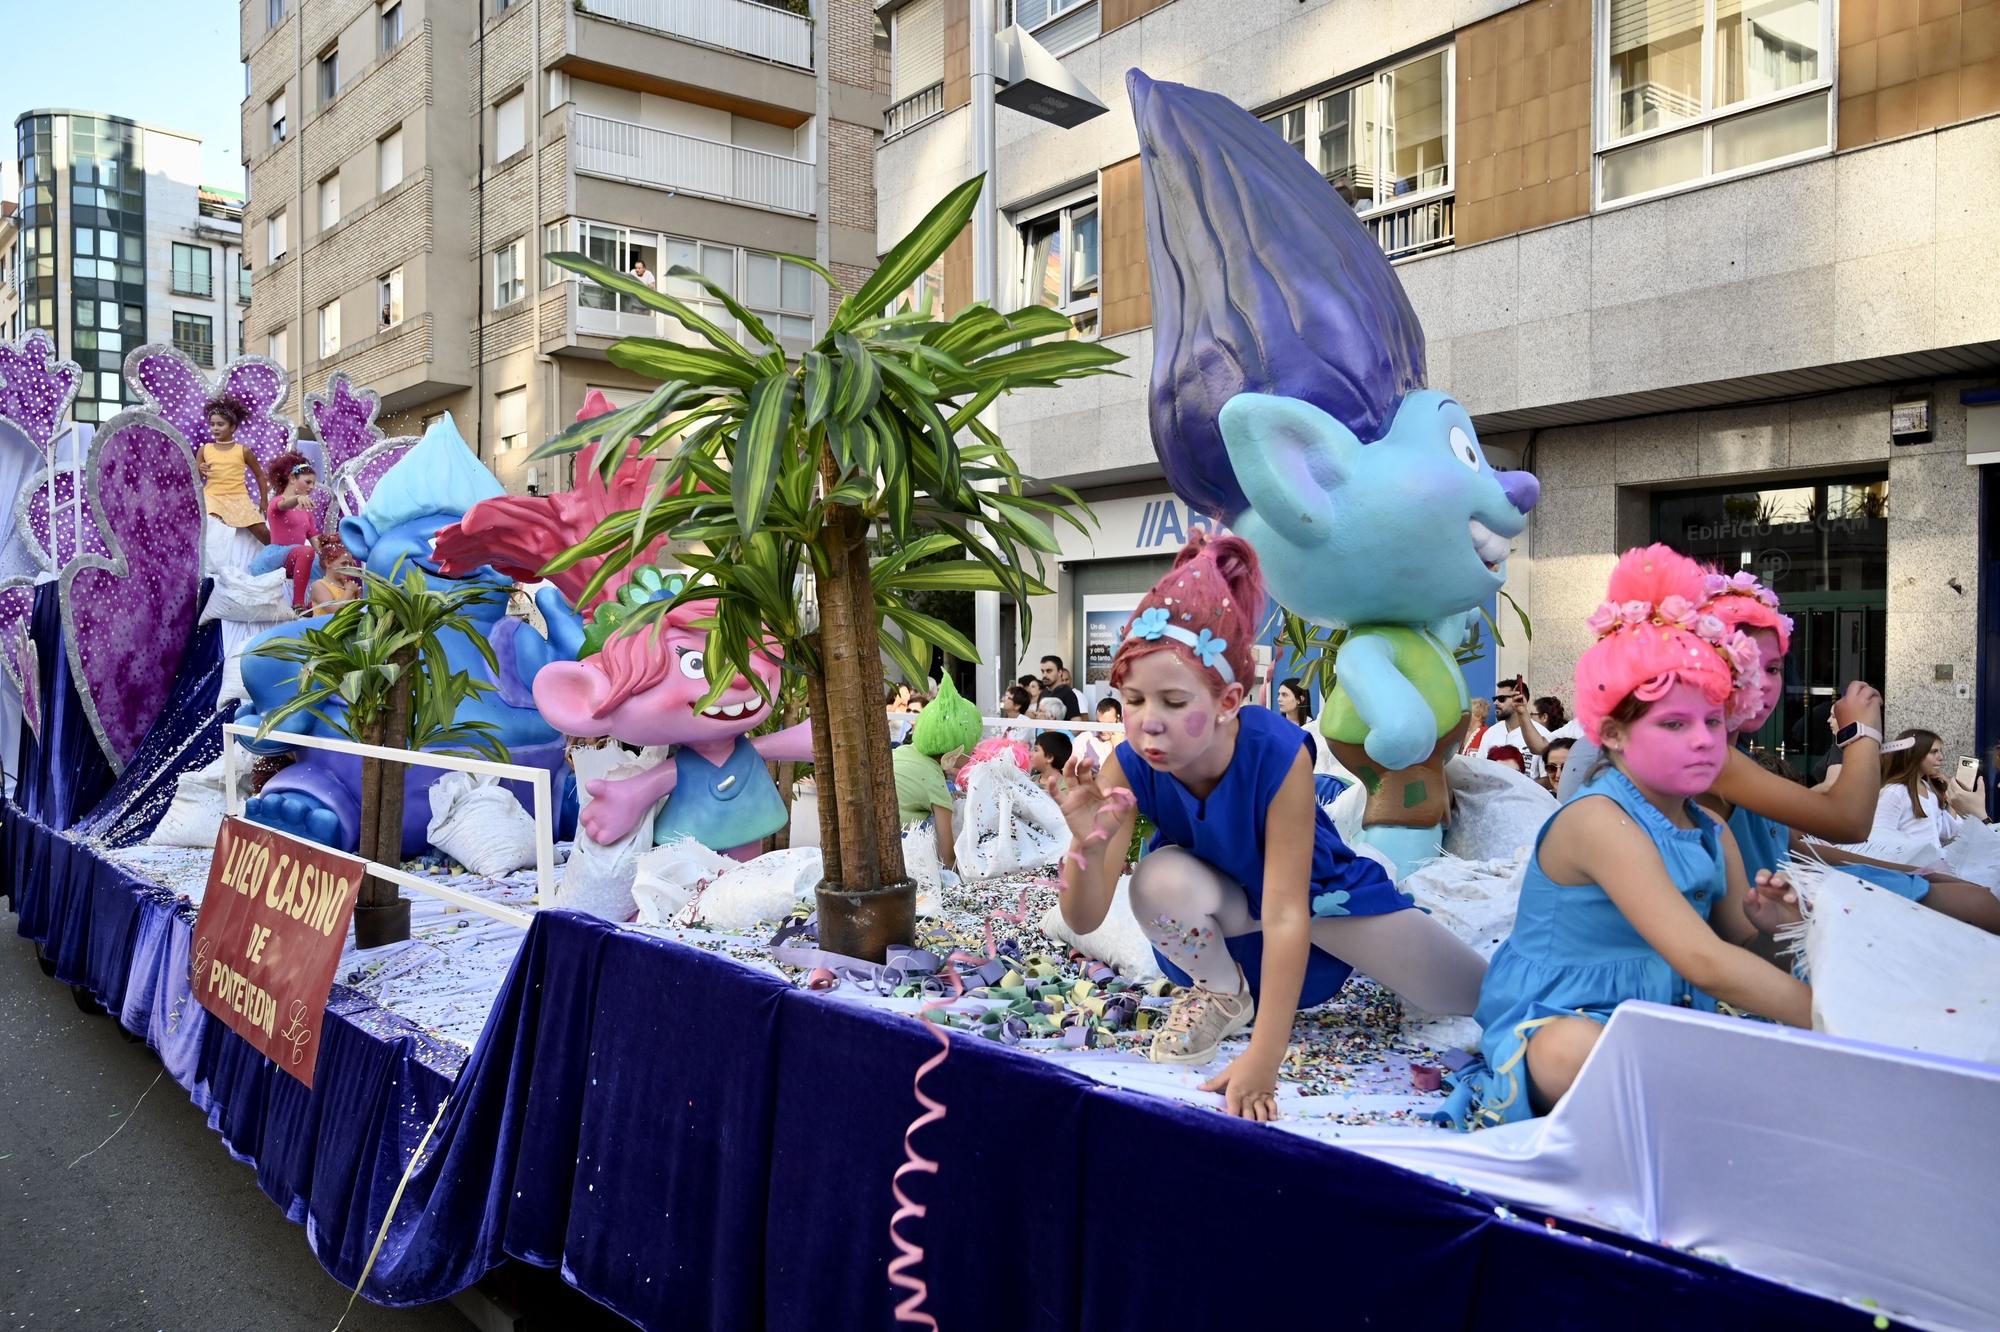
left=1956, top=755, right=1981, bottom=790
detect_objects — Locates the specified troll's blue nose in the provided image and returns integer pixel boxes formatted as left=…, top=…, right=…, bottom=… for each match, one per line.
left=1499, top=469, right=1540, bottom=515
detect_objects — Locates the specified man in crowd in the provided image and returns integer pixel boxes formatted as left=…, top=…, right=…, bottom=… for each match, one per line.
left=1040, top=655, right=1083, bottom=721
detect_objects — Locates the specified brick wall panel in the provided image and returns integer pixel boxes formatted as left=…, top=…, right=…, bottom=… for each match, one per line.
left=478, top=306, right=534, bottom=360
left=481, top=158, right=538, bottom=257
left=302, top=28, right=433, bottom=184
left=301, top=0, right=355, bottom=61
left=1841, top=0, right=2000, bottom=146
left=539, top=132, right=569, bottom=223
left=302, top=172, right=435, bottom=309
left=304, top=313, right=432, bottom=398
left=941, top=224, right=971, bottom=313
left=1098, top=157, right=1150, bottom=336
left=249, top=10, right=299, bottom=101
left=828, top=119, right=877, bottom=232
left=1454, top=0, right=1592, bottom=248
left=829, top=0, right=886, bottom=94
left=250, top=138, right=300, bottom=214
left=943, top=0, right=969, bottom=112
left=1103, top=0, right=1173, bottom=34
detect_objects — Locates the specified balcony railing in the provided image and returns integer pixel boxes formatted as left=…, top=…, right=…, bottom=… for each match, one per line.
left=560, top=281, right=812, bottom=353
left=1364, top=191, right=1455, bottom=262
left=583, top=0, right=812, bottom=70
left=884, top=81, right=945, bottom=141
left=573, top=113, right=814, bottom=216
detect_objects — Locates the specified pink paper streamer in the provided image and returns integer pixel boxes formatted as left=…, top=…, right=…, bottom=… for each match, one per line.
left=887, top=948, right=981, bottom=1329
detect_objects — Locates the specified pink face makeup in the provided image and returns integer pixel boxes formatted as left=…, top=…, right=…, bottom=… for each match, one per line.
left=1615, top=680, right=1728, bottom=799
left=1740, top=627, right=1784, bottom=733
left=1115, top=650, right=1225, bottom=773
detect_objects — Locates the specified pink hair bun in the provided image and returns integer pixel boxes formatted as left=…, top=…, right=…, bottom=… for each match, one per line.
left=1109, top=531, right=1264, bottom=692
left=1701, top=566, right=1792, bottom=656
left=1574, top=545, right=1741, bottom=743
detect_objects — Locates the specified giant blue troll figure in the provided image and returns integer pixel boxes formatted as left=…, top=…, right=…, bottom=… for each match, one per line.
left=1131, top=70, right=1541, bottom=873
left=237, top=414, right=581, bottom=854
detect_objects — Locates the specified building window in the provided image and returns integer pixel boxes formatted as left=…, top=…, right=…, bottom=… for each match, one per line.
left=380, top=268, right=404, bottom=328
left=318, top=300, right=341, bottom=358
left=267, top=330, right=287, bottom=370
left=317, top=47, right=341, bottom=105
left=495, top=387, right=527, bottom=454
left=380, top=1, right=403, bottom=51
left=495, top=91, right=526, bottom=162
left=318, top=174, right=341, bottom=231
left=494, top=237, right=527, bottom=307
left=378, top=127, right=404, bottom=194
left=1017, top=195, right=1099, bottom=338
left=267, top=0, right=285, bottom=28
left=268, top=209, right=288, bottom=264
left=1260, top=47, right=1453, bottom=259
left=1005, top=0, right=1100, bottom=58
left=744, top=251, right=817, bottom=344
left=1597, top=0, right=1831, bottom=206
left=170, top=243, right=213, bottom=297
left=268, top=92, right=288, bottom=145
left=238, top=259, right=252, bottom=303
left=172, top=312, right=215, bottom=367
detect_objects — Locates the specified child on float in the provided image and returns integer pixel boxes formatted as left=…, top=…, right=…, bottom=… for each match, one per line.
left=307, top=536, right=361, bottom=614
left=1697, top=575, right=2000, bottom=933
left=196, top=398, right=270, bottom=572
left=1450, top=547, right=1812, bottom=1127
left=1047, top=535, right=1486, bottom=1121
left=892, top=675, right=982, bottom=874
left=260, top=450, right=323, bottom=611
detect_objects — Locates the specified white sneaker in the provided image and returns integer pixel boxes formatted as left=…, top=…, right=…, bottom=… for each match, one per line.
left=1149, top=973, right=1255, bottom=1065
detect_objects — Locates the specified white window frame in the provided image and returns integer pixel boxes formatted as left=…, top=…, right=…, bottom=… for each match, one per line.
left=267, top=209, right=288, bottom=264
left=172, top=312, right=215, bottom=368
left=266, top=330, right=288, bottom=371
left=1592, top=0, right=1835, bottom=210
left=318, top=173, right=340, bottom=231
left=379, top=268, right=404, bottom=329
left=267, top=0, right=285, bottom=29
left=380, top=1, right=403, bottom=52
left=1012, top=188, right=1100, bottom=340
left=317, top=46, right=340, bottom=105
left=1260, top=45, right=1456, bottom=227
left=493, top=237, right=527, bottom=308
left=377, top=127, right=404, bottom=194
left=495, top=387, right=527, bottom=454
left=170, top=243, right=213, bottom=297
left=545, top=217, right=820, bottom=347
left=318, top=299, right=341, bottom=359
left=269, top=92, right=288, bottom=145
left=494, top=90, right=526, bottom=163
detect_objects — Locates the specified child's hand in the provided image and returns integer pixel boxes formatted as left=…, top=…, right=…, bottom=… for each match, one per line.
left=1201, top=1050, right=1282, bottom=1122
left=198, top=459, right=211, bottom=483
left=1044, top=751, right=1112, bottom=840
left=1743, top=868, right=1802, bottom=936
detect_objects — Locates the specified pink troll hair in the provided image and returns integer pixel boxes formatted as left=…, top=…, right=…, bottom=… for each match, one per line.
left=1701, top=566, right=1792, bottom=656
left=967, top=736, right=1032, bottom=772
left=1574, top=545, right=1750, bottom=744
left=592, top=596, right=787, bottom=716
left=1109, top=532, right=1263, bottom=694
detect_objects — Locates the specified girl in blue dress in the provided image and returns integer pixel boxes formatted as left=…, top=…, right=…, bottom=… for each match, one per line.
left=1046, top=534, right=1486, bottom=1121
left=1700, top=572, right=2000, bottom=934
left=1454, top=546, right=1811, bottom=1127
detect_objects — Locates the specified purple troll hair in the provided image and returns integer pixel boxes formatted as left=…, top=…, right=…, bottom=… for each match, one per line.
left=1131, top=69, right=1427, bottom=520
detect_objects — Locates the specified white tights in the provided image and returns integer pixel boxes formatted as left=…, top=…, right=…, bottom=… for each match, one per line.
left=1129, top=847, right=1487, bottom=1016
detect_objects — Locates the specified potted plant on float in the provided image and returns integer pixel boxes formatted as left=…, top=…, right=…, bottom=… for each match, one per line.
left=535, top=175, right=1120, bottom=960
left=246, top=563, right=509, bottom=946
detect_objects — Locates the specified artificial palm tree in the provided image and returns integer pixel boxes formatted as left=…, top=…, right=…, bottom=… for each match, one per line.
left=247, top=564, right=509, bottom=946
left=537, top=175, right=1120, bottom=959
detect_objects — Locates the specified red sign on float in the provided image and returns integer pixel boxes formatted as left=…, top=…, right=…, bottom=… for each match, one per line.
left=189, top=817, right=364, bottom=1088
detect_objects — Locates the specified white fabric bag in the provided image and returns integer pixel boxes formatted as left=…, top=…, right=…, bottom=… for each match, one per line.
left=632, top=836, right=735, bottom=925
left=148, top=751, right=252, bottom=848
left=1784, top=862, right=2000, bottom=1064
left=200, top=566, right=298, bottom=625
left=1401, top=853, right=1527, bottom=958
left=954, top=757, right=1071, bottom=880
left=424, top=770, right=538, bottom=878
left=1038, top=875, right=1163, bottom=981
left=1941, top=817, right=2000, bottom=891
left=695, top=847, right=824, bottom=932
left=553, top=746, right=664, bottom=920
left=1443, top=755, right=1556, bottom=863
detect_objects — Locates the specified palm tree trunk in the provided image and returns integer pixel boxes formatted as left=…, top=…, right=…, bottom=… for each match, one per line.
left=804, top=647, right=842, bottom=885
left=353, top=670, right=413, bottom=947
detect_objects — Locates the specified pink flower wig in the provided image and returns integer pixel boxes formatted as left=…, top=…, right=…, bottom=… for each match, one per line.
left=1701, top=567, right=1792, bottom=656
left=1574, top=545, right=1747, bottom=743
left=1109, top=532, right=1263, bottom=694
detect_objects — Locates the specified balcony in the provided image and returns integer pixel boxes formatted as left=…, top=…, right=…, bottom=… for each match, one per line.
left=1365, top=191, right=1455, bottom=263
left=572, top=113, right=814, bottom=216
left=552, top=281, right=814, bottom=358
left=582, top=0, right=812, bottom=70
left=884, top=82, right=944, bottom=142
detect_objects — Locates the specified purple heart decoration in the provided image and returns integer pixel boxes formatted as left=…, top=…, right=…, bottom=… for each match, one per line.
left=0, top=586, right=34, bottom=700
left=123, top=345, right=296, bottom=471
left=0, top=331, right=83, bottom=451
left=59, top=409, right=203, bottom=772
left=306, top=371, right=385, bottom=475
left=16, top=466, right=111, bottom=572
left=334, top=437, right=417, bottom=520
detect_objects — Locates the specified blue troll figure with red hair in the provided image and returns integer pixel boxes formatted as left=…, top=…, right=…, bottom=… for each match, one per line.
left=1130, top=70, right=1541, bottom=872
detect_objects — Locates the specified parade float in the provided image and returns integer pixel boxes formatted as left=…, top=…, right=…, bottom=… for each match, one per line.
left=0, top=71, right=1993, bottom=1332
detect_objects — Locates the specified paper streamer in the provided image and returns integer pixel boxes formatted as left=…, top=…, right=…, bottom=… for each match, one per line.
left=887, top=947, right=982, bottom=1330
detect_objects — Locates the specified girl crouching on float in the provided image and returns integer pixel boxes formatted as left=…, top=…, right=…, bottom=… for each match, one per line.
left=1046, top=534, right=1487, bottom=1121
left=1448, top=546, right=1810, bottom=1128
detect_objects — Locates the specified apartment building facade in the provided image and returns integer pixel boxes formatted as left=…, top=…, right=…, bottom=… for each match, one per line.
left=1, top=112, right=247, bottom=416
left=240, top=0, right=883, bottom=492
left=878, top=0, right=2000, bottom=768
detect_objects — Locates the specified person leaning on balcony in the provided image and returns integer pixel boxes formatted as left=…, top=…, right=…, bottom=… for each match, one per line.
left=629, top=257, right=654, bottom=288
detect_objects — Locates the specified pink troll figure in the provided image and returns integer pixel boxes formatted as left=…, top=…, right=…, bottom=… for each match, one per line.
left=431, top=390, right=679, bottom=611
left=532, top=596, right=813, bottom=860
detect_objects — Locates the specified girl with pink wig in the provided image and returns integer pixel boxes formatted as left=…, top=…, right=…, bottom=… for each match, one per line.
left=1700, top=571, right=2000, bottom=933
left=1045, top=534, right=1486, bottom=1121
left=1448, top=546, right=1812, bottom=1127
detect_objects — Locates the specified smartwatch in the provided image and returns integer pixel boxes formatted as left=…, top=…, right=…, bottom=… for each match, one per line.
left=1833, top=722, right=1883, bottom=749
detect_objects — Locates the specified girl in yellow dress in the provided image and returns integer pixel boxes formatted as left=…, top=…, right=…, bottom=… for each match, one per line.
left=197, top=399, right=272, bottom=545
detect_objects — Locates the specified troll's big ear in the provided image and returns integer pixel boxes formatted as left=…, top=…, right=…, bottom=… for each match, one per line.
left=1218, top=394, right=1359, bottom=548
left=532, top=659, right=616, bottom=737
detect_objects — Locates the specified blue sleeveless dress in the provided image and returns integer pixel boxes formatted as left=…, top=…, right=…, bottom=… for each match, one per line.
left=651, top=736, right=787, bottom=851
left=1728, top=804, right=1930, bottom=901
left=1444, top=767, right=1727, bottom=1127
left=1118, top=705, right=1413, bottom=1007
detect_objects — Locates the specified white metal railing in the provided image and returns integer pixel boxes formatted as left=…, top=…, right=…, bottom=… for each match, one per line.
left=222, top=723, right=554, bottom=928
left=885, top=81, right=945, bottom=139
left=564, top=281, right=812, bottom=352
left=585, top=0, right=813, bottom=70
left=1366, top=191, right=1455, bottom=261
left=573, top=113, right=814, bottom=216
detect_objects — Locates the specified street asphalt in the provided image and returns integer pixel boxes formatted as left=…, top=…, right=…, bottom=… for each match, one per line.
left=0, top=907, right=470, bottom=1331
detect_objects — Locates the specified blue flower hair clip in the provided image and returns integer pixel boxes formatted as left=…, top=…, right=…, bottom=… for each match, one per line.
left=1117, top=607, right=1236, bottom=683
